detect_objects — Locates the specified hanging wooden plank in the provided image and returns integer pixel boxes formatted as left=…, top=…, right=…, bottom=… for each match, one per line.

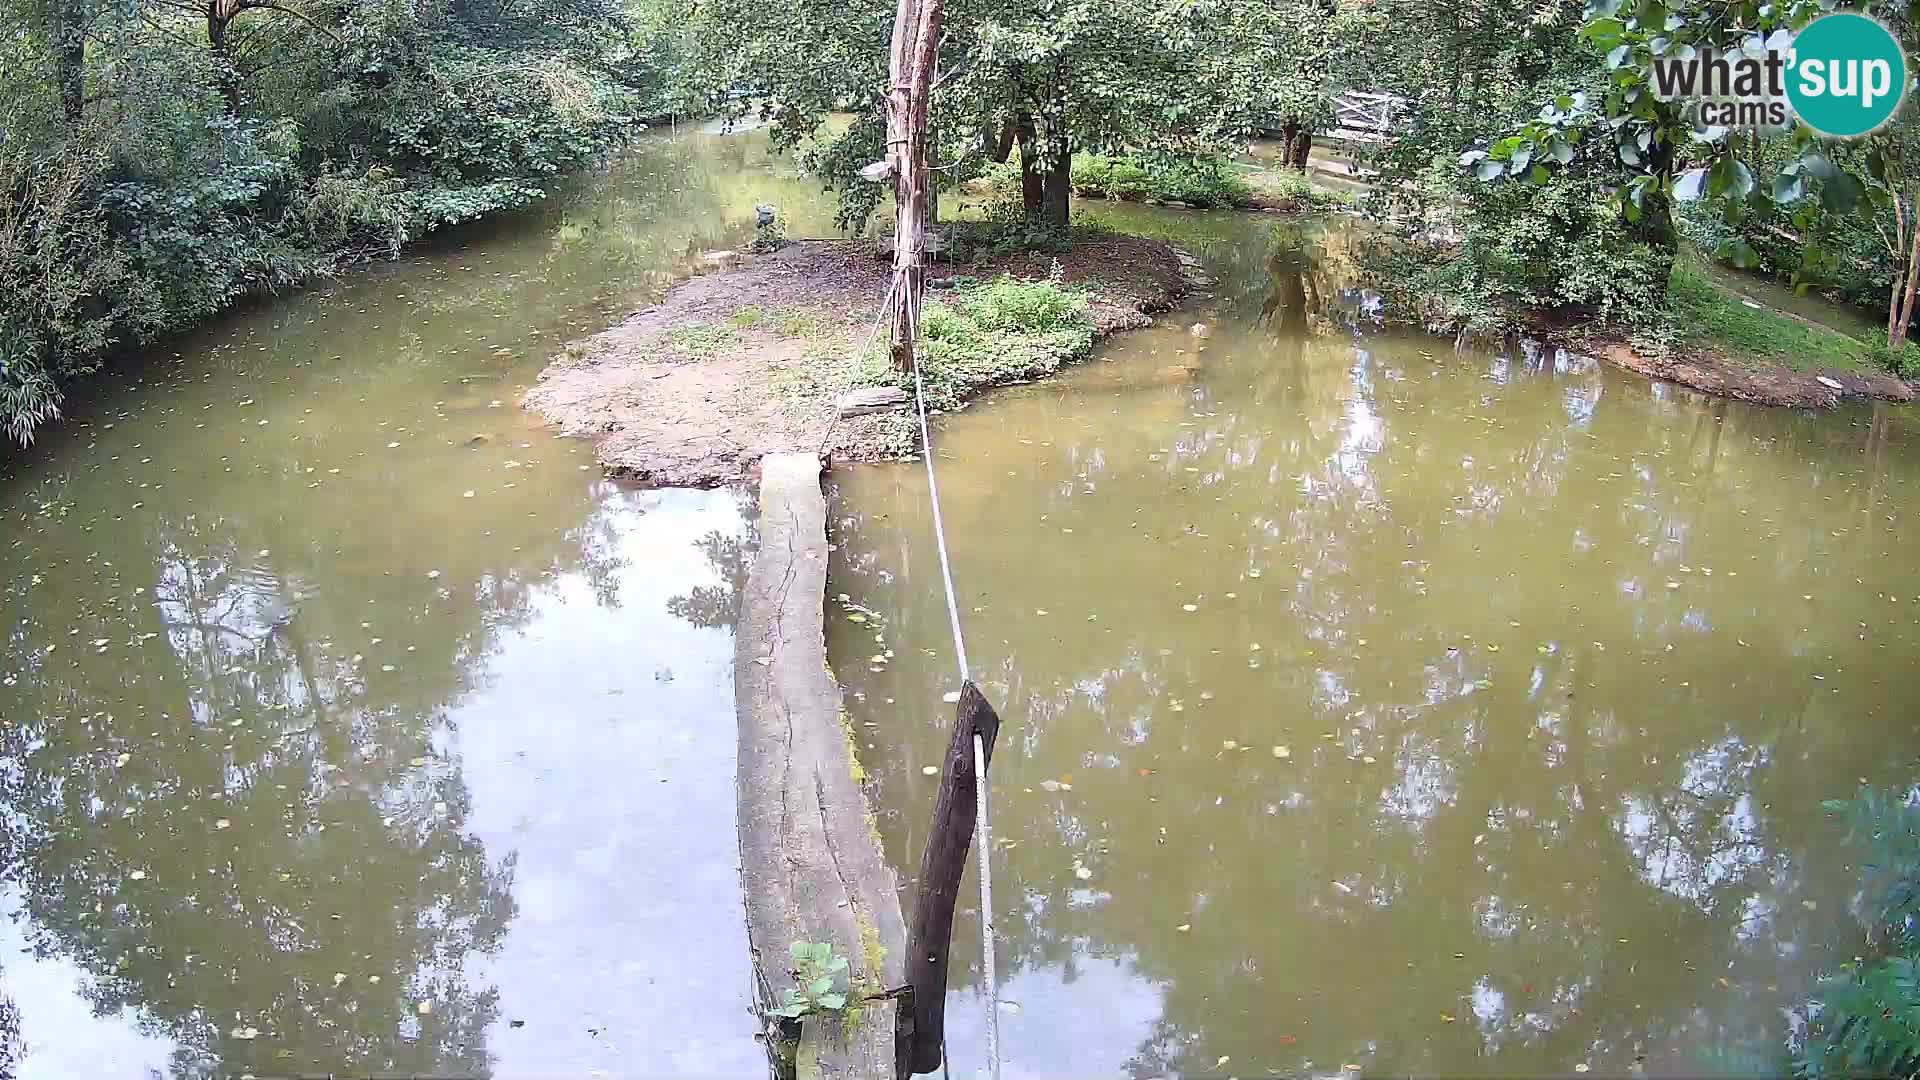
left=897, top=680, right=1001, bottom=1077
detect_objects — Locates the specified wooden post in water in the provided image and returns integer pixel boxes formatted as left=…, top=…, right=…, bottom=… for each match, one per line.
left=897, top=681, right=1000, bottom=1077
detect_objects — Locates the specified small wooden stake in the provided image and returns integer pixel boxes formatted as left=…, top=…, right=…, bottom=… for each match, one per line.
left=897, top=680, right=1000, bottom=1077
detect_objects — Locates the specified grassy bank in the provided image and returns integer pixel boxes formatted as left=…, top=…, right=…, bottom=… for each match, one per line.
left=1662, top=264, right=1875, bottom=374
left=979, top=153, right=1353, bottom=215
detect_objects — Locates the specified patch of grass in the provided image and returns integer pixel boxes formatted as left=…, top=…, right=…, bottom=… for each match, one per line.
left=1072, top=154, right=1252, bottom=209
left=772, top=307, right=835, bottom=340
left=1666, top=263, right=1870, bottom=372
left=727, top=306, right=768, bottom=329
left=1246, top=170, right=1356, bottom=213
left=847, top=277, right=1094, bottom=457
left=658, top=323, right=742, bottom=361
left=764, top=330, right=856, bottom=415
left=1868, top=336, right=1920, bottom=378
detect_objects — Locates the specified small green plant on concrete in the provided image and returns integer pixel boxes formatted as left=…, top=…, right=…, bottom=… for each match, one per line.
left=774, top=941, right=851, bottom=1018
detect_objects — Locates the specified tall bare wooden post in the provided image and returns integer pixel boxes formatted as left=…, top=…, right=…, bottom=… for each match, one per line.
left=897, top=681, right=1000, bottom=1077
left=886, top=0, right=942, bottom=373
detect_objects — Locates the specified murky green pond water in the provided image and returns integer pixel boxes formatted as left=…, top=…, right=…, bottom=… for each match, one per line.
left=0, top=126, right=842, bottom=1077
left=828, top=206, right=1920, bottom=1077
left=7, top=123, right=1919, bottom=1080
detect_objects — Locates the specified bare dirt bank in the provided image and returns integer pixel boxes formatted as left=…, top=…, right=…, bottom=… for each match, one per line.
left=1593, top=342, right=1916, bottom=409
left=525, top=233, right=1193, bottom=486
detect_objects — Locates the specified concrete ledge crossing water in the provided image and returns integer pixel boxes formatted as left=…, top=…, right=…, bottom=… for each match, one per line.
left=736, top=452, right=908, bottom=1079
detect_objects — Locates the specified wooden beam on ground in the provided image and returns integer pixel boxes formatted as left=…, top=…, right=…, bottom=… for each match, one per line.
left=737, top=453, right=909, bottom=1079
left=898, top=681, right=1001, bottom=1076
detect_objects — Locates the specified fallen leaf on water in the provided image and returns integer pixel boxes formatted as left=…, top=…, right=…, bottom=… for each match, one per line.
left=1441, top=1013, right=1456, bottom=1023
left=1215, top=1057, right=1230, bottom=1069
left=1035, top=609, right=1049, bottom=616
left=1362, top=755, right=1377, bottom=764
left=333, top=973, right=347, bottom=986
left=214, top=818, right=230, bottom=830
left=1039, top=779, right=1063, bottom=792
left=1073, top=864, right=1092, bottom=881
left=1278, top=1034, right=1297, bottom=1046
left=230, top=1026, right=259, bottom=1040
left=418, top=1000, right=432, bottom=1015
left=1575, top=1066, right=1590, bottom=1074
left=1803, top=899, right=1818, bottom=911
left=1222, top=739, right=1239, bottom=750
left=1183, top=604, right=1198, bottom=612
left=129, top=870, right=146, bottom=881
left=921, top=766, right=938, bottom=776
left=115, top=753, right=131, bottom=767
left=1176, top=923, right=1191, bottom=932
left=848, top=614, right=867, bottom=624
left=941, top=690, right=959, bottom=703
left=1137, top=768, right=1154, bottom=776
left=1272, top=745, right=1291, bottom=759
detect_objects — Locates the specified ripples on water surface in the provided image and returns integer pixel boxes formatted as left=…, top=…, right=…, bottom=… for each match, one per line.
left=828, top=204, right=1920, bottom=1078
left=0, top=127, right=842, bottom=1077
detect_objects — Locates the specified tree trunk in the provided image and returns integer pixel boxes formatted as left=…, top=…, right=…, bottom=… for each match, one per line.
left=1290, top=128, right=1312, bottom=172
left=1894, top=189, right=1920, bottom=350
left=207, top=2, right=239, bottom=111
left=1039, top=112, right=1069, bottom=229
left=1891, top=196, right=1907, bottom=344
left=1636, top=133, right=1679, bottom=295
left=1279, top=122, right=1299, bottom=160
left=988, top=112, right=1015, bottom=164
left=885, top=0, right=942, bottom=373
left=49, top=0, right=85, bottom=124
left=1015, top=109, right=1044, bottom=221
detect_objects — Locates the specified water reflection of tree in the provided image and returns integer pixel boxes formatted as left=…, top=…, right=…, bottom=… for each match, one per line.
left=1261, top=232, right=1325, bottom=337
left=666, top=490, right=756, bottom=630
left=826, top=345, right=1910, bottom=1076
left=0, top=461, right=615, bottom=1077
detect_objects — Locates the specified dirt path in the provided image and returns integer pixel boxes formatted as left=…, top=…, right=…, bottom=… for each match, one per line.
left=525, top=234, right=1193, bottom=486
left=1594, top=342, right=1915, bottom=408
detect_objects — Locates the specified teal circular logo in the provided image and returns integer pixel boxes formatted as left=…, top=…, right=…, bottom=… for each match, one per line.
left=1787, top=14, right=1909, bottom=137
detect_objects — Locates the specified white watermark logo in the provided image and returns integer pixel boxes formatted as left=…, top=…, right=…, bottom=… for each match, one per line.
left=1647, top=14, right=1907, bottom=137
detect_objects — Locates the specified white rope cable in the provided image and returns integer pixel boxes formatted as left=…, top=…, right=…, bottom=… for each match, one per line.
left=972, top=731, right=1000, bottom=1080
left=906, top=286, right=998, bottom=1079
left=817, top=273, right=904, bottom=454
left=908, top=343, right=971, bottom=683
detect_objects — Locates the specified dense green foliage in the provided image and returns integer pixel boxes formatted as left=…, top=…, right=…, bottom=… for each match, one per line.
left=1374, top=169, right=1669, bottom=337
left=0, top=0, right=686, bottom=447
left=1803, top=788, right=1920, bottom=1078
left=685, top=0, right=1359, bottom=232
